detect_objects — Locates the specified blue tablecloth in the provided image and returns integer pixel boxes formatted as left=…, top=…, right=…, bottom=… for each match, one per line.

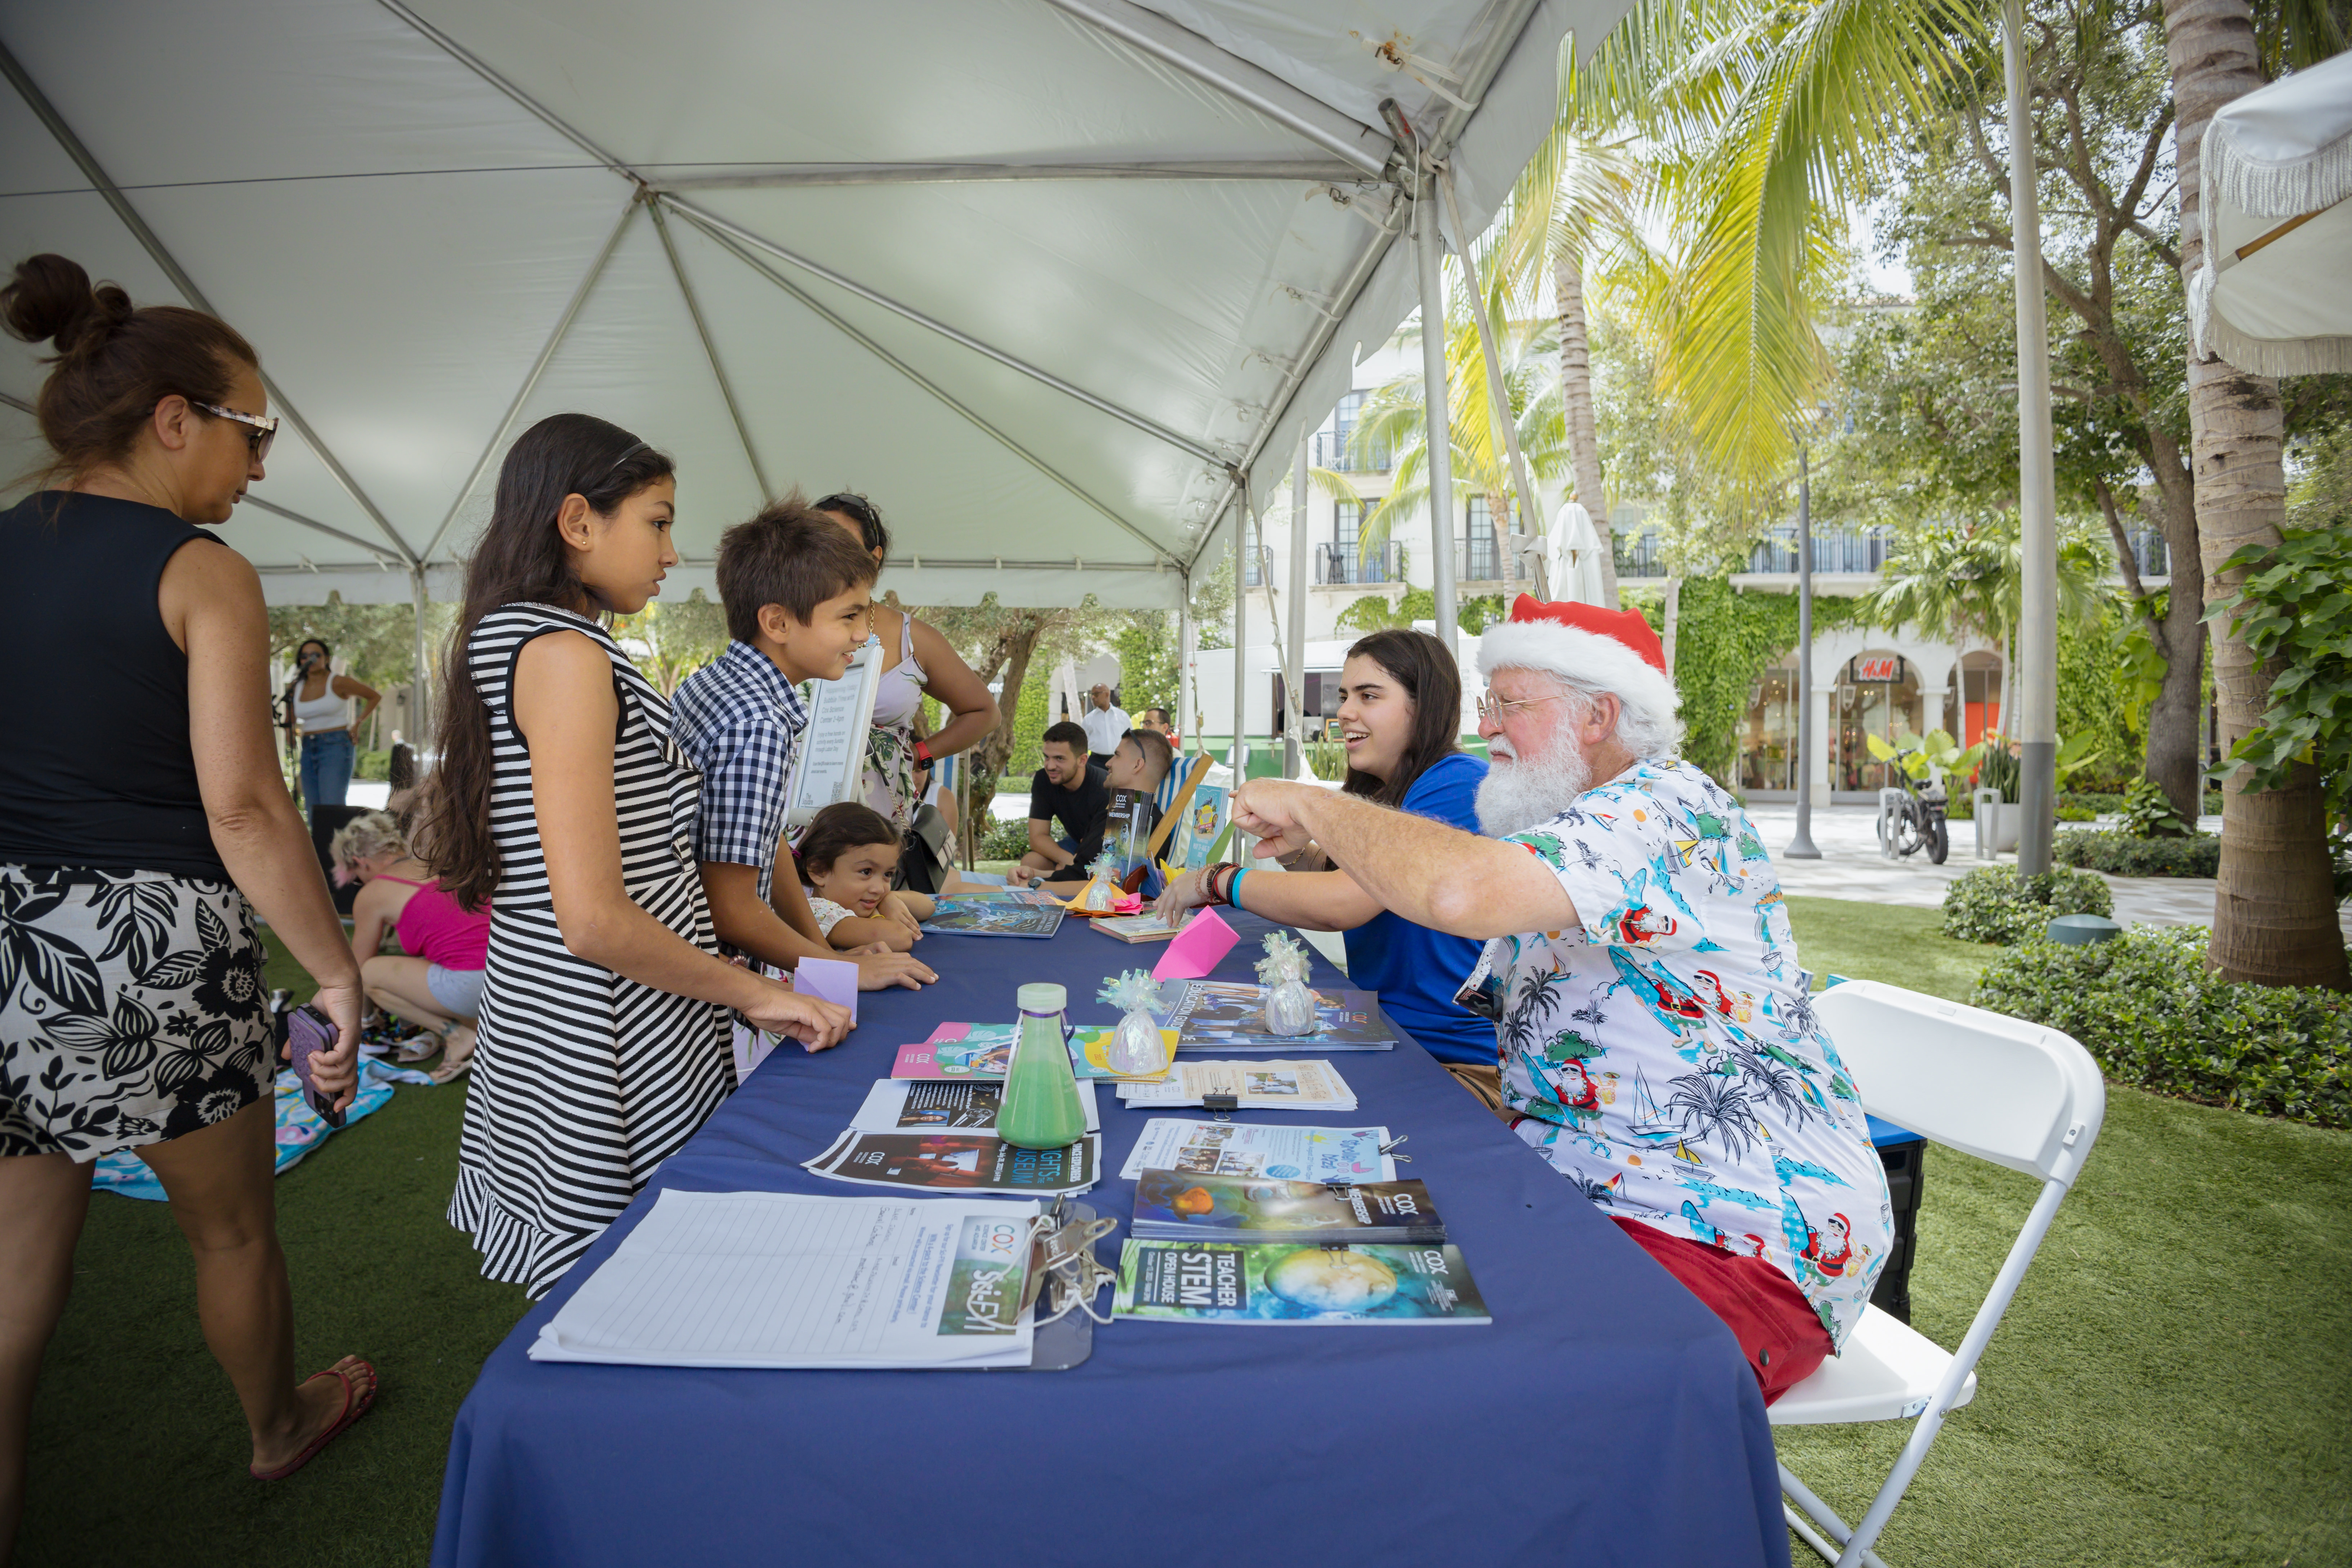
left=433, top=912, right=1789, bottom=1567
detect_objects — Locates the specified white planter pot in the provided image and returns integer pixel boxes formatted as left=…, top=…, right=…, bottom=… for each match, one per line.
left=1973, top=790, right=2019, bottom=858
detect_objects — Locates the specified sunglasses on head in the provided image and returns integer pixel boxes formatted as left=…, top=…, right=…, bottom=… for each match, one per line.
left=188, top=399, right=278, bottom=461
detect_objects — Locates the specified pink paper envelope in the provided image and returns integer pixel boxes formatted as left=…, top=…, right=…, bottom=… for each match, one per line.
left=1153, top=905, right=1238, bottom=981
left=794, top=956, right=859, bottom=1037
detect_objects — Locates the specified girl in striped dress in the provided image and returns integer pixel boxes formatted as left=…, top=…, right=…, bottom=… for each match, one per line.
left=420, top=414, right=850, bottom=1296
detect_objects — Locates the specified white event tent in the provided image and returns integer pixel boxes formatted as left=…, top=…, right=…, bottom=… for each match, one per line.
left=0, top=0, right=1621, bottom=636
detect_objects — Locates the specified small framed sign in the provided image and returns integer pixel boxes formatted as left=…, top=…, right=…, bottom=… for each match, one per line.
left=784, top=639, right=884, bottom=828
left=1849, top=654, right=1906, bottom=684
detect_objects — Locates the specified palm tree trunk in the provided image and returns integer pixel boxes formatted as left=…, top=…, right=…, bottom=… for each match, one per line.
left=1554, top=247, right=1617, bottom=604
left=2163, top=0, right=2348, bottom=990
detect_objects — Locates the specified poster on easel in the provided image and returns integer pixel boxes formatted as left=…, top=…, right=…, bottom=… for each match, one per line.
left=784, top=639, right=884, bottom=829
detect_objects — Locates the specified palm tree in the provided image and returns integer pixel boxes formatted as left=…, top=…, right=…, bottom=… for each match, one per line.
left=1499, top=122, right=1646, bottom=602
left=1348, top=285, right=1571, bottom=560
left=1863, top=515, right=2106, bottom=738
left=2159, top=0, right=2349, bottom=990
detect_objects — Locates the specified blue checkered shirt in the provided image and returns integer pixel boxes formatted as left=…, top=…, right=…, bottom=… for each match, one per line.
left=671, top=640, right=810, bottom=903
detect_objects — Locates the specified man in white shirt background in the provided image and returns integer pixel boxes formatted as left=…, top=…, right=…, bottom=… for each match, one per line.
left=1079, top=683, right=1129, bottom=767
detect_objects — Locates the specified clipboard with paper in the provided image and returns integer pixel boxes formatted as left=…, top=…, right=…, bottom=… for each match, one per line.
left=784, top=638, right=884, bottom=830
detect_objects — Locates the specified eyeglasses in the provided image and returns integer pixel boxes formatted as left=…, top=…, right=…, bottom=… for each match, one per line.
left=1476, top=691, right=1565, bottom=722
left=188, top=399, right=278, bottom=461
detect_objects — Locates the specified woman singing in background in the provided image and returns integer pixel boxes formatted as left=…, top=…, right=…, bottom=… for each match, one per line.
left=281, top=637, right=379, bottom=816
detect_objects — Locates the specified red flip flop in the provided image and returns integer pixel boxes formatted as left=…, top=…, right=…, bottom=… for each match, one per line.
left=250, top=1358, right=377, bottom=1481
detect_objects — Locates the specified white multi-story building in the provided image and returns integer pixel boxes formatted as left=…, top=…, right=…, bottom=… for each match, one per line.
left=1190, top=341, right=2174, bottom=804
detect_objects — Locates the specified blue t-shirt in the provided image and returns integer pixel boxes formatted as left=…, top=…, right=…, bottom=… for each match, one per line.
left=1342, top=752, right=1497, bottom=1067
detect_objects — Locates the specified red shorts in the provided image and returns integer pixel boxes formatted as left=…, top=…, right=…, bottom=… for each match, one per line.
left=1613, top=1216, right=1834, bottom=1405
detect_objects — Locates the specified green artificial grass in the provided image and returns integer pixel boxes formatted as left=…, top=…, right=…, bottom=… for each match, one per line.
left=18, top=909, right=2351, bottom=1567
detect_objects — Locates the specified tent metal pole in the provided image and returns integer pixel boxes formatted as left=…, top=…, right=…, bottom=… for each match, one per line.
left=1286, top=434, right=1311, bottom=778
left=1037, top=0, right=1394, bottom=179
left=666, top=198, right=1223, bottom=466
left=648, top=201, right=773, bottom=502
left=1231, top=491, right=1249, bottom=774
left=1417, top=186, right=1459, bottom=662
left=0, top=38, right=419, bottom=568
left=1249, top=489, right=1307, bottom=773
left=1177, top=576, right=1197, bottom=746
left=674, top=205, right=1183, bottom=569
left=1438, top=166, right=1544, bottom=574
left=375, top=0, right=634, bottom=175
left=410, top=564, right=431, bottom=758
left=659, top=160, right=1369, bottom=189
left=2002, top=0, right=2058, bottom=875
left=1184, top=191, right=1408, bottom=575
left=418, top=197, right=641, bottom=563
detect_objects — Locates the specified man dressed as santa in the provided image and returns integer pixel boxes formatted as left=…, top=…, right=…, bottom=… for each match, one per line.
left=1230, top=595, right=1893, bottom=1404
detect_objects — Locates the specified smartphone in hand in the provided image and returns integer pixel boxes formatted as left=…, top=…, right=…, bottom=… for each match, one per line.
left=285, top=1003, right=347, bottom=1127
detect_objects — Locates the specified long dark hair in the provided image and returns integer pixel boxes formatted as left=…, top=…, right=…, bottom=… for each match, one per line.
left=417, top=413, right=675, bottom=911
left=1339, top=628, right=1462, bottom=808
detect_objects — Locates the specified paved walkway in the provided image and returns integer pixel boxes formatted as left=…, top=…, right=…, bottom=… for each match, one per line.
left=1744, top=804, right=2352, bottom=938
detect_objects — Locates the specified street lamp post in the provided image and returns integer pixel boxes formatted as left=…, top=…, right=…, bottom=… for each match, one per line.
left=1785, top=438, right=1822, bottom=861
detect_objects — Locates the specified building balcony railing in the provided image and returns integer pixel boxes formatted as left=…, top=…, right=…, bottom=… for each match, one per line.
left=1744, top=527, right=1893, bottom=575
left=1456, top=536, right=1530, bottom=584
left=1615, top=532, right=1668, bottom=578
left=1316, top=540, right=1402, bottom=585
left=1311, top=429, right=1392, bottom=473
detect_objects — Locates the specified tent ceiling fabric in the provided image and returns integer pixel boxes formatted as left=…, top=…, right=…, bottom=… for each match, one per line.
left=0, top=0, right=1623, bottom=609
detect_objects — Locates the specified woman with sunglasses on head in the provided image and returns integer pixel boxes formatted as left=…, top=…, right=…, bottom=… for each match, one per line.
left=0, top=254, right=376, bottom=1541
left=811, top=495, right=1000, bottom=884
left=1152, top=629, right=1506, bottom=1111
left=281, top=638, right=379, bottom=818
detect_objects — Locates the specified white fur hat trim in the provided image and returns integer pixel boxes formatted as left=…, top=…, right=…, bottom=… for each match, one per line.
left=1477, top=618, right=1681, bottom=719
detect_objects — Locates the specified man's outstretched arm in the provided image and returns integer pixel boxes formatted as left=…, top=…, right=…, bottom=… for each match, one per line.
left=1231, top=779, right=1579, bottom=941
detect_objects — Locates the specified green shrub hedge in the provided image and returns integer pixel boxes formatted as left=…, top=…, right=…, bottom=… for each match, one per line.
left=2052, top=828, right=2223, bottom=879
left=978, top=814, right=1033, bottom=862
left=2062, top=790, right=2224, bottom=817
left=1941, top=864, right=2114, bottom=944
left=1976, top=927, right=2352, bottom=1128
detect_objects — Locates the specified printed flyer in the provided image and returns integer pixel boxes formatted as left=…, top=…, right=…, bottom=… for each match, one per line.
left=1114, top=1241, right=1491, bottom=1326
left=1116, top=1120, right=1395, bottom=1182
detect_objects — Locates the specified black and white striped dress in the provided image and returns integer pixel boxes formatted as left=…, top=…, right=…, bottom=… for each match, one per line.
left=447, top=603, right=733, bottom=1296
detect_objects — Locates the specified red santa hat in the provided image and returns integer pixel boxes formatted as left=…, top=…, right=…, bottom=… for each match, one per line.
left=1476, top=595, right=1683, bottom=754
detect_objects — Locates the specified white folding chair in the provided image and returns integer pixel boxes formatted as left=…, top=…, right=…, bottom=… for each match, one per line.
left=1772, top=979, right=2106, bottom=1567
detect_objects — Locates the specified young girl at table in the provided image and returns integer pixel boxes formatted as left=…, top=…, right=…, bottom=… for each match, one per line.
left=417, top=413, right=851, bottom=1296
left=795, top=803, right=935, bottom=952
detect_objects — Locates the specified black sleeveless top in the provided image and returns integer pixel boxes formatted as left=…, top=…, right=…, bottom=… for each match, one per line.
left=0, top=491, right=231, bottom=880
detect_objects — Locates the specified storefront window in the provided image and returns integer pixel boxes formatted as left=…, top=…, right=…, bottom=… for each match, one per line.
left=1835, top=653, right=1922, bottom=791
left=1952, top=651, right=2006, bottom=746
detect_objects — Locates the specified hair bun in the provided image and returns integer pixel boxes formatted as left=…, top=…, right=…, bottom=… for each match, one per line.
left=2, top=253, right=130, bottom=355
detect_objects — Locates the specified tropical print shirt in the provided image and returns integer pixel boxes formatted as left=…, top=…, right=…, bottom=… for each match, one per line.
left=1474, top=759, right=1891, bottom=1349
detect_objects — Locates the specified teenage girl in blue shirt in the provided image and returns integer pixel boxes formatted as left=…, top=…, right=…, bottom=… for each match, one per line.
left=1152, top=629, right=1501, bottom=1111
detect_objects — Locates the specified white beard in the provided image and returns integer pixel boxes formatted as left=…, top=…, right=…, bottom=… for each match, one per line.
left=1477, top=729, right=1594, bottom=835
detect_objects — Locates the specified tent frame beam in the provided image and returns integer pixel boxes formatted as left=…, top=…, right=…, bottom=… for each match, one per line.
left=0, top=37, right=420, bottom=567
left=1037, top=0, right=1396, bottom=180
left=666, top=196, right=1222, bottom=466
left=672, top=205, right=1183, bottom=570
left=648, top=200, right=773, bottom=502
left=657, top=160, right=1373, bottom=189
left=418, top=195, right=642, bottom=562
left=379, top=0, right=1226, bottom=473
left=1186, top=0, right=1552, bottom=575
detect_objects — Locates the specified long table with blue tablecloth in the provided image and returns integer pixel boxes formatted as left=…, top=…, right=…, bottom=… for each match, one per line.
left=431, top=910, right=1790, bottom=1567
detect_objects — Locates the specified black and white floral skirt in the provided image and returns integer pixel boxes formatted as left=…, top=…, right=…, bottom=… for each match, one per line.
left=0, top=864, right=270, bottom=1160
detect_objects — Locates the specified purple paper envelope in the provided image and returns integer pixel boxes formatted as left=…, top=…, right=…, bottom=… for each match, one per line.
left=795, top=956, right=860, bottom=1036
left=1152, top=905, right=1239, bottom=982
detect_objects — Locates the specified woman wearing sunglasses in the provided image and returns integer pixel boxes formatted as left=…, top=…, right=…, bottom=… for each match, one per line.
left=0, top=254, right=376, bottom=1547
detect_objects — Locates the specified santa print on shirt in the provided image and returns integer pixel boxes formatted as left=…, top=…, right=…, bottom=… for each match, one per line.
left=1485, top=758, right=1893, bottom=1350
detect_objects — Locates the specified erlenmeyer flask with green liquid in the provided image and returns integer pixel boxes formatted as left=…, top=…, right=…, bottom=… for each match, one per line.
left=997, top=983, right=1086, bottom=1149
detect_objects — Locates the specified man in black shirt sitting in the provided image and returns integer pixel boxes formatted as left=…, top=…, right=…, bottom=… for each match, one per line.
left=1016, top=721, right=1107, bottom=881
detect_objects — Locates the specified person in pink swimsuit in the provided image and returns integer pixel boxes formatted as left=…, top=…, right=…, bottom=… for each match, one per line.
left=331, top=812, right=490, bottom=1082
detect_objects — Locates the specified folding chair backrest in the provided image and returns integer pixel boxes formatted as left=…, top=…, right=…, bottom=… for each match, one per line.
left=1813, top=980, right=2105, bottom=1188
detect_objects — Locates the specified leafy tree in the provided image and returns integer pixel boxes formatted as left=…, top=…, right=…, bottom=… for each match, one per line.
left=611, top=591, right=729, bottom=696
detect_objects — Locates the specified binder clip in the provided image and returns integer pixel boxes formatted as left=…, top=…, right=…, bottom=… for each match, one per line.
left=1377, top=1134, right=1411, bottom=1165
left=1022, top=1197, right=1117, bottom=1328
left=1201, top=1091, right=1239, bottom=1123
